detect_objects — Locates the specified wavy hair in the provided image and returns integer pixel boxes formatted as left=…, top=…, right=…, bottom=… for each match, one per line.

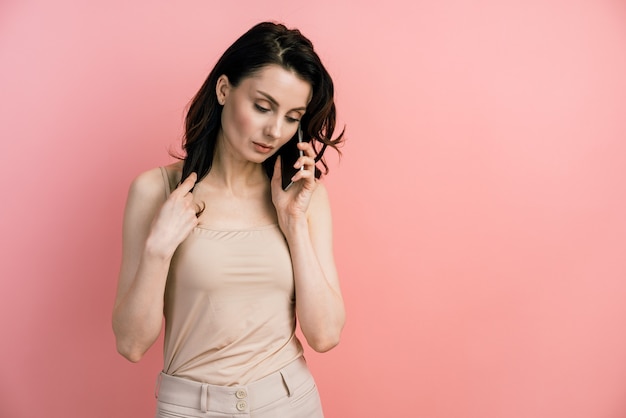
left=178, top=21, right=344, bottom=183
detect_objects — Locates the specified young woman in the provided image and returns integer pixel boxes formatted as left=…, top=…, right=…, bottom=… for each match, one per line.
left=112, top=22, right=345, bottom=417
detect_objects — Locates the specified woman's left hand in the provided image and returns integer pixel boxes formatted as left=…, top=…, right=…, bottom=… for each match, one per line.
left=271, top=141, right=318, bottom=232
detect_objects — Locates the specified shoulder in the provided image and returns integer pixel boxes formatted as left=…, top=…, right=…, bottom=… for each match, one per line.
left=127, top=167, right=166, bottom=203
left=307, top=181, right=332, bottom=221
left=311, top=180, right=330, bottom=204
left=128, top=161, right=184, bottom=201
left=306, top=182, right=335, bottom=256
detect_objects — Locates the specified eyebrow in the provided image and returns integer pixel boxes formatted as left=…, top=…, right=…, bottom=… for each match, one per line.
left=257, top=90, right=307, bottom=112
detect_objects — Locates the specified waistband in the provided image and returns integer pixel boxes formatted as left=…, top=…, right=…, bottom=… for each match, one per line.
left=155, top=357, right=312, bottom=414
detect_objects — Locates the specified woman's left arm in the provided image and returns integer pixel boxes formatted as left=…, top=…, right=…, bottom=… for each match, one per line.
left=272, top=144, right=346, bottom=352
left=289, top=183, right=345, bottom=352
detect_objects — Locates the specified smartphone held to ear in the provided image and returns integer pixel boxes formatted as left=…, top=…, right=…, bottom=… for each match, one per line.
left=279, top=124, right=304, bottom=190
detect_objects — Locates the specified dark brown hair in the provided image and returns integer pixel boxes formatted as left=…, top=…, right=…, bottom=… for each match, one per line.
left=179, top=21, right=344, bottom=183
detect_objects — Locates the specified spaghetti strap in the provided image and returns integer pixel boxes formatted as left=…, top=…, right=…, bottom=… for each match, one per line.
left=159, top=166, right=171, bottom=199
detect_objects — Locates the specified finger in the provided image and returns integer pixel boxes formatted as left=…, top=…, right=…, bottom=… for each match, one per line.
left=291, top=165, right=315, bottom=183
left=183, top=192, right=195, bottom=206
left=272, top=156, right=282, bottom=183
left=173, top=172, right=198, bottom=196
left=297, top=141, right=316, bottom=158
left=193, top=200, right=205, bottom=217
left=295, top=156, right=316, bottom=170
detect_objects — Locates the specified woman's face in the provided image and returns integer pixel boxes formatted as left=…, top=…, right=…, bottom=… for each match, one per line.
left=216, top=64, right=312, bottom=164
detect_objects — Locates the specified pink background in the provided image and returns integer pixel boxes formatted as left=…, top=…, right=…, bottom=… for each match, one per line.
left=2, top=1, right=626, bottom=417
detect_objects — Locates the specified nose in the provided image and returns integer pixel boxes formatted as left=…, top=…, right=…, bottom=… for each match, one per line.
left=265, top=115, right=283, bottom=139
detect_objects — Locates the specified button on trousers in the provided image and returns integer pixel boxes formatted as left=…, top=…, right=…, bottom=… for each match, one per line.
left=154, top=357, right=324, bottom=417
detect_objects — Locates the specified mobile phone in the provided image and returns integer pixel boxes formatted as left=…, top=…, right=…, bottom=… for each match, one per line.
left=279, top=124, right=304, bottom=190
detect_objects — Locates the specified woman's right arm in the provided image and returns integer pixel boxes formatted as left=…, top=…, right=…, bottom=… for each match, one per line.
left=112, top=169, right=198, bottom=362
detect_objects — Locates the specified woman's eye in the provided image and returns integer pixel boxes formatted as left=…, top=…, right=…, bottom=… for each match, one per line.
left=286, top=116, right=300, bottom=123
left=254, top=104, right=270, bottom=113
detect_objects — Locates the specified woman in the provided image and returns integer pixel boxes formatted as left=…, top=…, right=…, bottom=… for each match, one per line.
left=112, top=22, right=345, bottom=417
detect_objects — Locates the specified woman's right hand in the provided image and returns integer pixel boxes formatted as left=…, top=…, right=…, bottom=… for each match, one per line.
left=146, top=172, right=200, bottom=259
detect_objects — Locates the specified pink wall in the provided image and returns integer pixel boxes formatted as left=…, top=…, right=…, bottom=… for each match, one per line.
left=2, top=1, right=626, bottom=417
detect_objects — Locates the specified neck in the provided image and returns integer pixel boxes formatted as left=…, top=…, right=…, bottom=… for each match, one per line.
left=206, top=136, right=267, bottom=193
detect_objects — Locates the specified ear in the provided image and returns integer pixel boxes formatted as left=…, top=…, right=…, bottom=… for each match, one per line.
left=215, top=75, right=230, bottom=105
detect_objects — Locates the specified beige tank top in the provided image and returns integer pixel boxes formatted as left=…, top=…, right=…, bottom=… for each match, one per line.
left=159, top=167, right=303, bottom=386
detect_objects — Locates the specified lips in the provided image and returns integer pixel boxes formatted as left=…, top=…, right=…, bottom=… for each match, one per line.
left=252, top=141, right=274, bottom=153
